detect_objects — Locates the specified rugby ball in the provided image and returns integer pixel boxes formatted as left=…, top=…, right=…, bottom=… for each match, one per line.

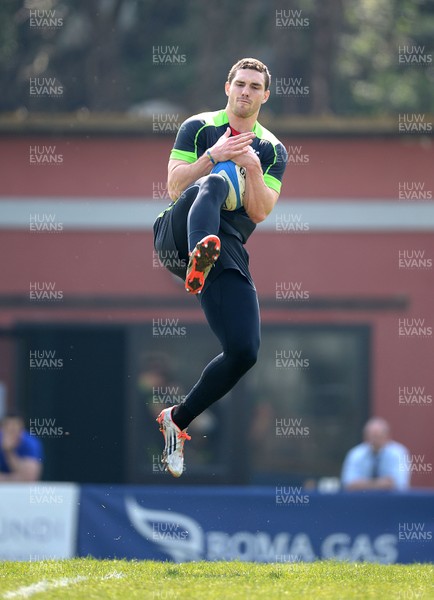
left=211, top=160, right=246, bottom=211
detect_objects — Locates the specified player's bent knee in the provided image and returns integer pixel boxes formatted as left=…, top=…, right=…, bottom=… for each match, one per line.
left=203, top=173, right=229, bottom=204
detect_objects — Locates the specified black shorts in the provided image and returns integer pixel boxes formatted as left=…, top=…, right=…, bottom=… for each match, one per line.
left=153, top=204, right=255, bottom=291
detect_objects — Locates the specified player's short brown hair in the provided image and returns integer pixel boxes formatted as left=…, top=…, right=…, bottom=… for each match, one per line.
left=227, top=58, right=271, bottom=91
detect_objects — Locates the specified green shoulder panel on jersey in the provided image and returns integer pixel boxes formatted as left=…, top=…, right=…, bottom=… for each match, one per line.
left=212, top=109, right=230, bottom=127
left=253, top=121, right=283, bottom=148
left=170, top=149, right=196, bottom=163
left=263, top=173, right=282, bottom=193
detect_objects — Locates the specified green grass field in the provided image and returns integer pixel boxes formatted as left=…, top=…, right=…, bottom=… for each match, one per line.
left=0, top=559, right=432, bottom=599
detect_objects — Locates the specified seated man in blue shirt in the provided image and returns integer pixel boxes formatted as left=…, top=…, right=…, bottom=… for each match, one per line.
left=341, top=417, right=410, bottom=490
left=0, top=413, right=43, bottom=482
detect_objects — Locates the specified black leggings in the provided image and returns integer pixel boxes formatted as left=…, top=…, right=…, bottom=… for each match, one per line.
left=171, top=173, right=229, bottom=255
left=176, top=268, right=260, bottom=426
left=164, top=175, right=260, bottom=428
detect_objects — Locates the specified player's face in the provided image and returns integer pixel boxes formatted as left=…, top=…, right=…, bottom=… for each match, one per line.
left=225, top=69, right=270, bottom=119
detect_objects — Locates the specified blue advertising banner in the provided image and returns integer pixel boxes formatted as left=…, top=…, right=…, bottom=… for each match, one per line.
left=77, top=486, right=434, bottom=564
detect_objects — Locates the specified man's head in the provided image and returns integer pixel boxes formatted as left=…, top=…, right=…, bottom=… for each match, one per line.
left=363, top=417, right=390, bottom=452
left=1, top=413, right=24, bottom=432
left=1, top=413, right=25, bottom=448
left=227, top=58, right=271, bottom=91
left=225, top=58, right=271, bottom=120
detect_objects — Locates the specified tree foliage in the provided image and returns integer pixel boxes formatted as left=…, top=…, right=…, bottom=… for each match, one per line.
left=2, top=0, right=433, bottom=116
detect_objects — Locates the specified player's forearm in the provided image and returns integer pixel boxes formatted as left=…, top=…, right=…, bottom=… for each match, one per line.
left=2, top=451, right=41, bottom=481
left=370, top=477, right=395, bottom=490
left=344, top=479, right=371, bottom=490
left=3, top=449, right=25, bottom=473
left=168, top=154, right=214, bottom=200
left=344, top=477, right=395, bottom=491
left=243, top=163, right=277, bottom=223
left=0, top=470, right=33, bottom=482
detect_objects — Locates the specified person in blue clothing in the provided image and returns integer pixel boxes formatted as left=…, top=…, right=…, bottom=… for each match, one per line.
left=0, top=413, right=43, bottom=481
left=341, top=417, right=411, bottom=490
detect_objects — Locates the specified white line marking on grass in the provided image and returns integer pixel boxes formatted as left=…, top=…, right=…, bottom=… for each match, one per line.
left=3, top=576, right=87, bottom=599
left=3, top=572, right=124, bottom=599
left=101, top=571, right=124, bottom=580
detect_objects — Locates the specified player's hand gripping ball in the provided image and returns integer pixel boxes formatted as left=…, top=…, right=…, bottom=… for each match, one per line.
left=211, top=160, right=246, bottom=211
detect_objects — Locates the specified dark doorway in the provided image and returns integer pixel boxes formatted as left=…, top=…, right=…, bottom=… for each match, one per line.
left=15, top=324, right=126, bottom=483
